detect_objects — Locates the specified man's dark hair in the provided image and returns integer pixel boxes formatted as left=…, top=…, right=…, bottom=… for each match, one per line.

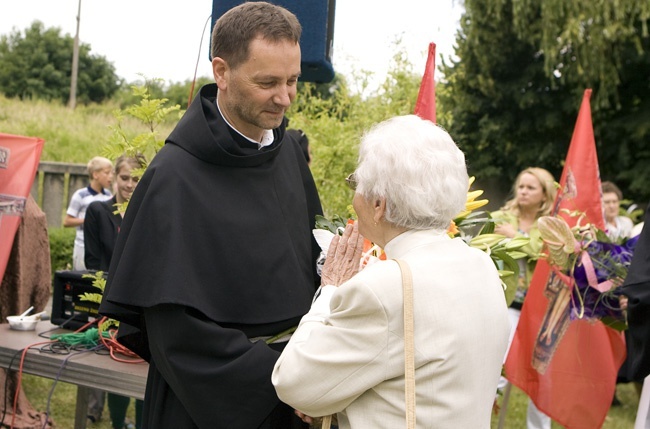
left=211, top=1, right=302, bottom=69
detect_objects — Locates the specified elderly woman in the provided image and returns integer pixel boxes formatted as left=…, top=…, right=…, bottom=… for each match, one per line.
left=272, top=115, right=510, bottom=428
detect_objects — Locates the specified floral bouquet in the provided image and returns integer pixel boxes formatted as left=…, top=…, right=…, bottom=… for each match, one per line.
left=537, top=211, right=639, bottom=330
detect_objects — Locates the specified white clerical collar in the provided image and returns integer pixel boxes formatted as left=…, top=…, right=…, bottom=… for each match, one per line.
left=216, top=94, right=274, bottom=149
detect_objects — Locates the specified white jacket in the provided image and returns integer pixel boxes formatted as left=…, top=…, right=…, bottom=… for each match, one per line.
left=272, top=229, right=510, bottom=429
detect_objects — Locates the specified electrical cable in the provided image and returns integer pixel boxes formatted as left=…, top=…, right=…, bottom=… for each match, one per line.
left=41, top=345, right=104, bottom=429
left=10, top=340, right=57, bottom=429
left=4, top=314, right=98, bottom=428
left=4, top=314, right=143, bottom=428
left=0, top=348, right=23, bottom=427
left=96, top=317, right=144, bottom=364
left=188, top=14, right=213, bottom=108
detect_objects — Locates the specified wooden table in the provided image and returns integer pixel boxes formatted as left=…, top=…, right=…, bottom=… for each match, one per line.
left=0, top=321, right=148, bottom=429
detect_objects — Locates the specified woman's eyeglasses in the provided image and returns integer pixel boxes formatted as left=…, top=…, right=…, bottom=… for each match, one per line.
left=345, top=173, right=357, bottom=191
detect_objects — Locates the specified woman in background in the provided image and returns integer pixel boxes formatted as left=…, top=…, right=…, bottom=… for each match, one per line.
left=272, top=115, right=510, bottom=428
left=491, top=167, right=557, bottom=429
left=84, top=154, right=145, bottom=429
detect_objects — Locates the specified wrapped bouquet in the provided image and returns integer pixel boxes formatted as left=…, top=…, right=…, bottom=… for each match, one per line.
left=537, top=212, right=639, bottom=330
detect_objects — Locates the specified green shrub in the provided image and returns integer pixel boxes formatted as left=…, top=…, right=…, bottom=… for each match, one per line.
left=48, top=227, right=74, bottom=273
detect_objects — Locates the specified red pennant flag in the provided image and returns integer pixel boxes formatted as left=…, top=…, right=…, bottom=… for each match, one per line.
left=414, top=42, right=437, bottom=123
left=504, top=89, right=625, bottom=428
left=0, top=133, right=44, bottom=281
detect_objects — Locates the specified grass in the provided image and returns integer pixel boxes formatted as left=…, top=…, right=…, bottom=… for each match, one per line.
left=0, top=94, right=175, bottom=164
left=491, top=382, right=640, bottom=428
left=20, top=374, right=137, bottom=429
left=15, top=372, right=640, bottom=428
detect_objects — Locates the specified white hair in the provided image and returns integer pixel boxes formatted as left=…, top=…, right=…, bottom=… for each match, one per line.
left=355, top=115, right=468, bottom=231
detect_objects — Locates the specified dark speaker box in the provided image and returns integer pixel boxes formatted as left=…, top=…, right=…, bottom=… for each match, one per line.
left=210, top=0, right=336, bottom=83
left=51, top=270, right=104, bottom=330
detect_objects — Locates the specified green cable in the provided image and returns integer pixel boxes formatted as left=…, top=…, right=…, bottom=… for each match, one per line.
left=50, top=328, right=111, bottom=347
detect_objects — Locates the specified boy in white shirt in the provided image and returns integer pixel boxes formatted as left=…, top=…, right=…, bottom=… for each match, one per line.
left=64, top=156, right=113, bottom=271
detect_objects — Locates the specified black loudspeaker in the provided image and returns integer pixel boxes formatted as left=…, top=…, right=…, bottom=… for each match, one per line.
left=51, top=270, right=104, bottom=330
left=210, top=0, right=336, bottom=83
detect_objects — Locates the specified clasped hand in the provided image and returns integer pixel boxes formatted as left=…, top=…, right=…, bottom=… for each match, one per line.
left=320, top=221, right=365, bottom=287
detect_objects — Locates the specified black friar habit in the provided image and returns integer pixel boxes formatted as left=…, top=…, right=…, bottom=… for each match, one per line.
left=99, top=84, right=322, bottom=429
left=621, top=204, right=650, bottom=381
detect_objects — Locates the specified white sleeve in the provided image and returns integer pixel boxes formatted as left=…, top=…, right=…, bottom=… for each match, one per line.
left=66, top=190, right=82, bottom=217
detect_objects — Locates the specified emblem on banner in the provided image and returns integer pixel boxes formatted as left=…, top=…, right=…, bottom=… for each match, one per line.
left=0, top=146, right=9, bottom=169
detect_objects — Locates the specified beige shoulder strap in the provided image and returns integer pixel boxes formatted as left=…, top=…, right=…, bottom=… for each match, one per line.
left=321, top=414, right=332, bottom=429
left=395, top=258, right=416, bottom=429
left=321, top=259, right=416, bottom=429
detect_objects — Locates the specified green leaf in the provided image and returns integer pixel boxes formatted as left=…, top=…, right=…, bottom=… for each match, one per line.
left=505, top=250, right=528, bottom=260
left=600, top=316, right=627, bottom=332
left=78, top=292, right=103, bottom=304
left=492, top=251, right=520, bottom=279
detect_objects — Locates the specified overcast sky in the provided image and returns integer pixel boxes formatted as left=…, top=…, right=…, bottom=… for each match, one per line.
left=1, top=1, right=463, bottom=93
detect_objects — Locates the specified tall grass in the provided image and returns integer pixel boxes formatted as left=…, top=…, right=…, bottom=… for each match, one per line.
left=0, top=94, right=175, bottom=164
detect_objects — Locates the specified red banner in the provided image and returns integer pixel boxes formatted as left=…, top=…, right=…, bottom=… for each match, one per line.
left=504, top=89, right=626, bottom=428
left=505, top=89, right=625, bottom=429
left=414, top=42, right=437, bottom=123
left=0, top=133, right=44, bottom=281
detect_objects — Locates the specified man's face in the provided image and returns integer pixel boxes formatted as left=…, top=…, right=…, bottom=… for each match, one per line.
left=213, top=37, right=301, bottom=141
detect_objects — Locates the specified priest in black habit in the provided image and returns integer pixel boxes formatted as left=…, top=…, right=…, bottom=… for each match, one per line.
left=99, top=3, right=322, bottom=428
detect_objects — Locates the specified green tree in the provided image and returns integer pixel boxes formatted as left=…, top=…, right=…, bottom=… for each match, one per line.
left=439, top=0, right=650, bottom=204
left=164, top=76, right=213, bottom=108
left=501, top=0, right=650, bottom=108
left=292, top=49, right=422, bottom=217
left=0, top=21, right=120, bottom=104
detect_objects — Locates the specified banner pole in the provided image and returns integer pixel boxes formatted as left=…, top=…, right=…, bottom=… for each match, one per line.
left=497, top=383, right=512, bottom=429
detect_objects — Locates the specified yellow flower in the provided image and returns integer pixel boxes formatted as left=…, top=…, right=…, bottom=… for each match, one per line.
left=455, top=176, right=489, bottom=219
left=447, top=219, right=459, bottom=237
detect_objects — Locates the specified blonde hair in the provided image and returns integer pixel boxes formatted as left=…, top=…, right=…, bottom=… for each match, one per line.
left=501, top=167, right=556, bottom=218
left=86, top=156, right=113, bottom=180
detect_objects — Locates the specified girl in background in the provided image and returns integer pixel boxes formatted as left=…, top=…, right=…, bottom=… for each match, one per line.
left=84, top=154, right=145, bottom=429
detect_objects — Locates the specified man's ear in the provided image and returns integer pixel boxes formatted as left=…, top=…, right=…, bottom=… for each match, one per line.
left=212, top=57, right=228, bottom=90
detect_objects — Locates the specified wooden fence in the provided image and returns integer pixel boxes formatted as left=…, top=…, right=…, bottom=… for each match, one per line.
left=32, top=161, right=88, bottom=228
left=33, top=161, right=511, bottom=229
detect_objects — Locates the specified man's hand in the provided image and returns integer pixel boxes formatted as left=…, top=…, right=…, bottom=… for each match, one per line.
left=294, top=410, right=313, bottom=424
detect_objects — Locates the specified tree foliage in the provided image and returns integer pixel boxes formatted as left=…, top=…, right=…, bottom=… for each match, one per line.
left=0, top=21, right=120, bottom=104
left=290, top=49, right=422, bottom=217
left=439, top=0, right=650, bottom=204
left=492, top=0, right=649, bottom=108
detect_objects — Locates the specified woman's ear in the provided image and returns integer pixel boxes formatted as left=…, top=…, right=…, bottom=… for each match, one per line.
left=373, top=198, right=386, bottom=224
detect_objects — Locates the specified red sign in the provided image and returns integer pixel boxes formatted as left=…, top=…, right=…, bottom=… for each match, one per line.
left=0, top=133, right=44, bottom=281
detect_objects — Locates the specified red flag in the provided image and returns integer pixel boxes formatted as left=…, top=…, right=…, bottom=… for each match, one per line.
left=0, top=133, right=44, bottom=281
left=504, top=89, right=625, bottom=428
left=414, top=42, right=436, bottom=123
